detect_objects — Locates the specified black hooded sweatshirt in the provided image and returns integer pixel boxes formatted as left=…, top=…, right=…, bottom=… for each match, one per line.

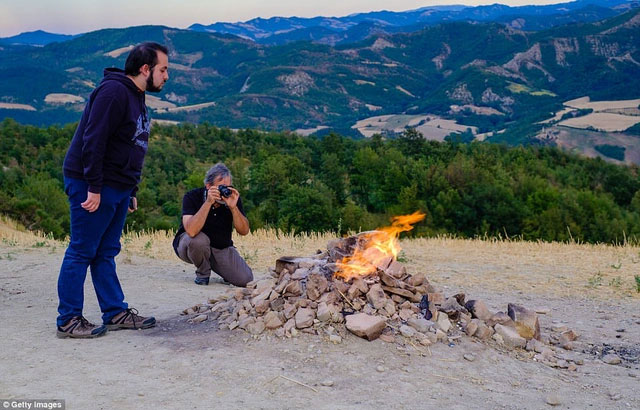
left=63, top=68, right=150, bottom=195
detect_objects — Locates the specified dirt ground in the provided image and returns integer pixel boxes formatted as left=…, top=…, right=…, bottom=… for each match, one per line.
left=1, top=232, right=639, bottom=410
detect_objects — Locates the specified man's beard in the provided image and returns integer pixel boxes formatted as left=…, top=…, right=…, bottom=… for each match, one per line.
left=146, top=67, right=163, bottom=93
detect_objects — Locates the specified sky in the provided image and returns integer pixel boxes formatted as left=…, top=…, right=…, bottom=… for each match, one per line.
left=0, top=0, right=572, bottom=37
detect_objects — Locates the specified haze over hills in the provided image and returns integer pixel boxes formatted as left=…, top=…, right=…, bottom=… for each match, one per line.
left=0, top=1, right=639, bottom=163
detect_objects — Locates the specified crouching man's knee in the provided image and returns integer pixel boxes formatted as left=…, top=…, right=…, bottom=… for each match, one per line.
left=230, top=266, right=253, bottom=288
left=186, top=232, right=210, bottom=251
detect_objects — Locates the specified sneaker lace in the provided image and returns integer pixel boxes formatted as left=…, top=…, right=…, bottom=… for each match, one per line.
left=77, top=316, right=92, bottom=329
left=123, top=308, right=141, bottom=326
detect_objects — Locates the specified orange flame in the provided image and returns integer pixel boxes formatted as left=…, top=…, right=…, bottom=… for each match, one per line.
left=334, top=211, right=425, bottom=281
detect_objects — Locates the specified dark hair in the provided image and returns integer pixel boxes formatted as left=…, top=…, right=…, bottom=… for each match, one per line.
left=124, top=42, right=168, bottom=76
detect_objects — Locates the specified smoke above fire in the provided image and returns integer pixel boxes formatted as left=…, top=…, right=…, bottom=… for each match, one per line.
left=334, top=211, right=426, bottom=281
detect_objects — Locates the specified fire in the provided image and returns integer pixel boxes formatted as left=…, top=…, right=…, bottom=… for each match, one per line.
left=334, top=211, right=426, bottom=281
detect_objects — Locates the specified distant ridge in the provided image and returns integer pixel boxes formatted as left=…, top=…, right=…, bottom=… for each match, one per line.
left=0, top=30, right=77, bottom=46
left=189, top=0, right=638, bottom=45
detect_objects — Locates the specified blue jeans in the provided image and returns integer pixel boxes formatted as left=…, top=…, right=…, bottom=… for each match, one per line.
left=57, top=177, right=131, bottom=327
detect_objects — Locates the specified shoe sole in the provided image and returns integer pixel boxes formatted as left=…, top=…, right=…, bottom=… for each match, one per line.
left=105, top=321, right=156, bottom=331
left=56, top=327, right=108, bottom=339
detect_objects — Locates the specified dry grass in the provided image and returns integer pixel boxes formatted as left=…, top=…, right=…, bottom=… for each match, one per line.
left=0, top=102, right=36, bottom=111
left=401, top=236, right=640, bottom=301
left=2, top=216, right=638, bottom=300
left=559, top=112, right=640, bottom=132
left=44, top=93, right=85, bottom=104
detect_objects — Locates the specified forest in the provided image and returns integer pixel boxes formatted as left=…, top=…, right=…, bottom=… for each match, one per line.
left=1, top=118, right=639, bottom=244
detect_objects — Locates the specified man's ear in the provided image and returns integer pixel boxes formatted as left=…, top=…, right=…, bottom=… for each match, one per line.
left=139, top=64, right=151, bottom=77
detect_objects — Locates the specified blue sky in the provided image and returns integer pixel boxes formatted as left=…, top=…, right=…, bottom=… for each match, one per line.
left=0, top=0, right=569, bottom=37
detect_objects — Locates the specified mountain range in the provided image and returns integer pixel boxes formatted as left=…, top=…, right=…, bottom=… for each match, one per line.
left=0, top=1, right=639, bottom=152
left=190, top=0, right=638, bottom=45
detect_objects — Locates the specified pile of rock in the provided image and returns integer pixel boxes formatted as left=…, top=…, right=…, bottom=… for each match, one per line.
left=182, top=232, right=579, bottom=364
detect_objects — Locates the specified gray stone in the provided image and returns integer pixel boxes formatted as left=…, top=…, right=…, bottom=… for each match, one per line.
left=440, top=297, right=469, bottom=318
left=329, top=335, right=342, bottom=344
left=306, top=273, right=329, bottom=300
left=407, top=317, right=433, bottom=333
left=602, top=354, right=621, bottom=365
left=283, top=318, right=296, bottom=332
left=376, top=365, right=385, bottom=372
left=251, top=289, right=272, bottom=306
left=283, top=281, right=303, bottom=297
left=385, top=260, right=406, bottom=278
left=316, top=302, right=331, bottom=322
left=473, top=319, right=493, bottom=340
left=508, top=303, right=541, bottom=340
left=559, top=329, right=578, bottom=345
left=264, top=311, right=283, bottom=329
left=545, top=394, right=561, bottom=406
left=321, top=380, right=334, bottom=387
left=291, top=267, right=309, bottom=280
left=254, top=278, right=277, bottom=294
left=254, top=299, right=270, bottom=314
left=247, top=321, right=266, bottom=335
left=464, top=320, right=478, bottom=337
left=487, top=311, right=514, bottom=328
left=366, top=283, right=389, bottom=310
left=400, top=325, right=416, bottom=338
left=297, top=258, right=317, bottom=269
left=190, top=314, right=208, bottom=323
left=494, top=324, right=526, bottom=349
left=464, top=300, right=493, bottom=320
left=436, top=314, right=452, bottom=333
left=427, top=292, right=445, bottom=306
left=526, top=338, right=546, bottom=353
left=345, top=313, right=386, bottom=341
left=283, top=303, right=297, bottom=320
left=295, top=308, right=315, bottom=329
left=463, top=353, right=476, bottom=362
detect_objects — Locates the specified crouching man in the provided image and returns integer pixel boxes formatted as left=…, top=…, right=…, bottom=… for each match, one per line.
left=173, top=163, right=253, bottom=286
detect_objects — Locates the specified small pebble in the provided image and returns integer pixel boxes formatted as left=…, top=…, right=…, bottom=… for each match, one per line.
left=321, top=380, right=334, bottom=387
left=545, top=394, right=561, bottom=406
left=463, top=353, right=476, bottom=362
left=602, top=354, right=622, bottom=365
left=376, top=365, right=385, bottom=372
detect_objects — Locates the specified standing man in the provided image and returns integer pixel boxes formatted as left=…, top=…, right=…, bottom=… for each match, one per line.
left=173, top=163, right=254, bottom=287
left=56, top=42, right=169, bottom=338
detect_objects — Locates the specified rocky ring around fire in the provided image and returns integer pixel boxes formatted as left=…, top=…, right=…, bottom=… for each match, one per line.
left=182, top=233, right=584, bottom=370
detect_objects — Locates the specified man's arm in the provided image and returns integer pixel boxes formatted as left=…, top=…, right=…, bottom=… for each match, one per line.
left=80, top=86, right=125, bottom=212
left=230, top=207, right=250, bottom=235
left=223, top=188, right=250, bottom=236
left=183, top=187, right=216, bottom=237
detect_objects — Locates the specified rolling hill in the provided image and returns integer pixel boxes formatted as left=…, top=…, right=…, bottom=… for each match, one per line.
left=0, top=7, right=639, bottom=146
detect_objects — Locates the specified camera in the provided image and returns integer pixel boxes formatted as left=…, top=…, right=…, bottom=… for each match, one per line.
left=218, top=185, right=232, bottom=198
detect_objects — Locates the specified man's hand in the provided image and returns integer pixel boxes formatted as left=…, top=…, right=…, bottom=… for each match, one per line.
left=81, top=191, right=101, bottom=212
left=128, top=197, right=138, bottom=213
left=223, top=187, right=240, bottom=209
left=206, top=186, right=220, bottom=205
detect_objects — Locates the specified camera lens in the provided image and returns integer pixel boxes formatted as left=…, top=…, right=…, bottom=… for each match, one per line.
left=218, top=185, right=232, bottom=198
